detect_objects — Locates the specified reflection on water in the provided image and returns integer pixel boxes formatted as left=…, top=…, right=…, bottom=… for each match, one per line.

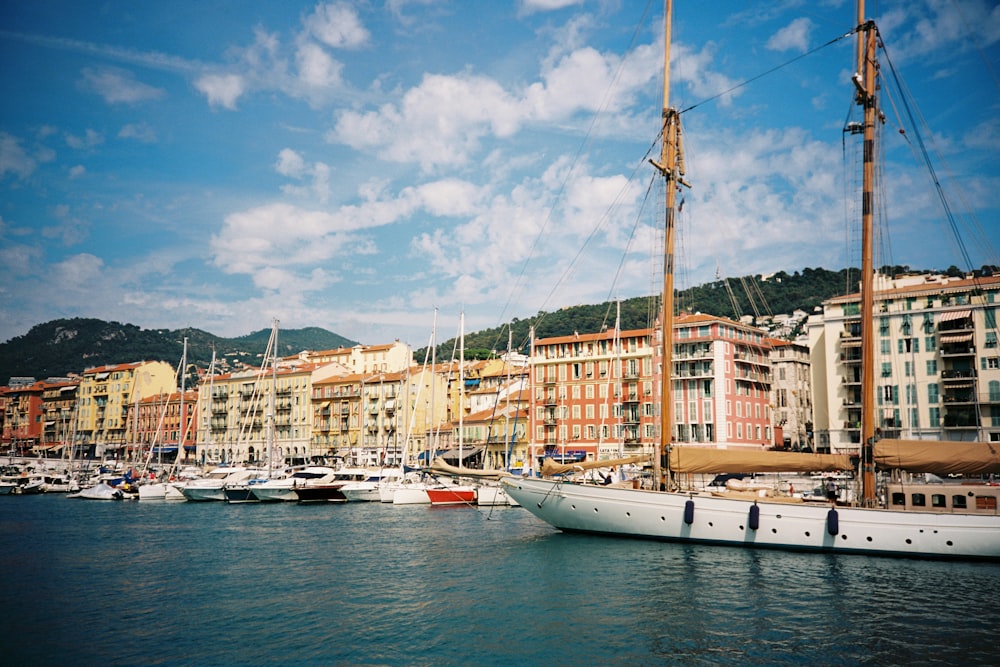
left=1, top=496, right=996, bottom=665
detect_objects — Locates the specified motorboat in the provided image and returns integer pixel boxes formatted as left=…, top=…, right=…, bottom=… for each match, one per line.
left=180, top=467, right=260, bottom=502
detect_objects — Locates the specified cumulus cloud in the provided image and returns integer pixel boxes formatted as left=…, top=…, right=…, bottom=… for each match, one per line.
left=295, top=42, right=343, bottom=89
left=330, top=72, right=522, bottom=171
left=304, top=2, right=370, bottom=49
left=195, top=73, right=246, bottom=109
left=80, top=66, right=166, bottom=104
left=68, top=165, right=86, bottom=179
left=65, top=129, right=104, bottom=149
left=0, top=133, right=37, bottom=180
left=118, top=123, right=158, bottom=143
left=766, top=17, right=813, bottom=53
left=519, top=0, right=584, bottom=15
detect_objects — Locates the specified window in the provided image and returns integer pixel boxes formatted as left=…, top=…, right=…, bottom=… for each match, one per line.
left=952, top=494, right=967, bottom=509
left=911, top=493, right=926, bottom=507
left=925, top=336, right=936, bottom=352
left=881, top=340, right=891, bottom=355
left=976, top=496, right=998, bottom=511
left=928, top=384, right=939, bottom=404
left=987, top=332, right=998, bottom=349
left=926, top=359, right=937, bottom=375
left=881, top=362, right=892, bottom=378
left=891, top=492, right=905, bottom=506
left=931, top=494, right=947, bottom=508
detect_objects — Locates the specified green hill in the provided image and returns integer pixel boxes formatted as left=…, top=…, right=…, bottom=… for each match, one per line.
left=0, top=319, right=357, bottom=382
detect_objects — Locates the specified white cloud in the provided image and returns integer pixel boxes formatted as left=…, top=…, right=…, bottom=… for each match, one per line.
left=68, top=165, right=86, bottom=179
left=0, top=133, right=37, bottom=179
left=65, top=129, right=104, bottom=149
left=275, top=148, right=307, bottom=177
left=330, top=72, right=522, bottom=171
left=766, top=17, right=813, bottom=53
left=304, top=2, right=370, bottom=49
left=195, top=73, right=246, bottom=109
left=80, top=66, right=166, bottom=104
left=519, top=0, right=584, bottom=15
left=118, top=123, right=158, bottom=143
left=295, top=42, right=343, bottom=90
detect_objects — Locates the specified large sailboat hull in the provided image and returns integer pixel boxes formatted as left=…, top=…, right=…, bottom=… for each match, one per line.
left=501, top=477, right=1000, bottom=561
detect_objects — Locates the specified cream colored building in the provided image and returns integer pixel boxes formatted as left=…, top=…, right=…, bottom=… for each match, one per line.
left=807, top=272, right=1000, bottom=454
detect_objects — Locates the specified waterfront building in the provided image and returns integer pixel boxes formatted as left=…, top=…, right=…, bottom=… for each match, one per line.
left=198, top=359, right=320, bottom=466
left=528, top=314, right=776, bottom=467
left=40, top=380, right=79, bottom=455
left=130, top=389, right=198, bottom=465
left=311, top=369, right=410, bottom=466
left=807, top=272, right=1000, bottom=453
left=74, top=361, right=176, bottom=460
left=530, top=327, right=659, bottom=465
left=667, top=313, right=775, bottom=449
left=1, top=381, right=46, bottom=456
left=451, top=390, right=530, bottom=470
left=768, top=339, right=813, bottom=450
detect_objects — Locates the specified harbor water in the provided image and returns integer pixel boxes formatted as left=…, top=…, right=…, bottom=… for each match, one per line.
left=1, top=495, right=997, bottom=666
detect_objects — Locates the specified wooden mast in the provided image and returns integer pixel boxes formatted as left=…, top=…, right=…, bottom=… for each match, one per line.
left=651, top=0, right=681, bottom=491
left=855, top=1, right=878, bottom=505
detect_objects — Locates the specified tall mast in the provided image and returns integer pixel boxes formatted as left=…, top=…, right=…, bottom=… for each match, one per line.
left=855, top=7, right=878, bottom=505
left=650, top=0, right=682, bottom=490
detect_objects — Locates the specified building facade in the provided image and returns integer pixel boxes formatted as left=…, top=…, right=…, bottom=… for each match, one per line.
left=807, top=272, right=1000, bottom=453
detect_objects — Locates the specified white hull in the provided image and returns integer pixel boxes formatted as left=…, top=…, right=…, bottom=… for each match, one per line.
left=139, top=482, right=188, bottom=501
left=392, top=486, right=431, bottom=505
left=251, top=487, right=298, bottom=503
left=340, top=481, right=381, bottom=502
left=476, top=484, right=517, bottom=506
left=181, top=486, right=226, bottom=502
left=501, top=477, right=1000, bottom=561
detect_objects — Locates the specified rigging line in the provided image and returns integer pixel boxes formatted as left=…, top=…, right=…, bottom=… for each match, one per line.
left=495, top=0, right=660, bottom=330
left=678, top=27, right=858, bottom=115
left=879, top=42, right=998, bottom=271
left=877, top=32, right=976, bottom=274
left=527, top=139, right=662, bottom=340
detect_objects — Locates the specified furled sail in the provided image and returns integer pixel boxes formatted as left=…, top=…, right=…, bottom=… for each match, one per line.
left=540, top=455, right=648, bottom=477
left=428, top=457, right=511, bottom=480
left=667, top=447, right=852, bottom=474
left=874, top=439, right=1000, bottom=475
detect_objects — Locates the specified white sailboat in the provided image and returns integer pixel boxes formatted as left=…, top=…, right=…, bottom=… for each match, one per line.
left=502, top=0, right=1000, bottom=561
left=139, top=337, right=191, bottom=501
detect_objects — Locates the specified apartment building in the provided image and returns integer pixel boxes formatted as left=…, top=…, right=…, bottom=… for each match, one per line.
left=198, top=360, right=320, bottom=466
left=74, top=361, right=176, bottom=459
left=669, top=313, right=774, bottom=450
left=530, top=327, right=659, bottom=465
left=807, top=272, right=1000, bottom=453
left=768, top=339, right=812, bottom=450
left=131, top=389, right=198, bottom=464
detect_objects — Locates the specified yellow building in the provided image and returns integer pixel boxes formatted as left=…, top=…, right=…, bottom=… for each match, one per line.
left=75, top=361, right=176, bottom=459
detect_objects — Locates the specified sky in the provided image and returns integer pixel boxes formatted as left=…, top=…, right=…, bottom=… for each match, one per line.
left=1, top=0, right=998, bottom=350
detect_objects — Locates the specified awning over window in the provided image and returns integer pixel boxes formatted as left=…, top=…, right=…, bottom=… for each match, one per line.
left=939, top=309, right=971, bottom=322
left=940, top=333, right=973, bottom=344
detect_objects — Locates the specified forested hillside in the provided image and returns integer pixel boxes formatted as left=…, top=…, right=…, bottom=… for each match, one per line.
left=0, top=319, right=357, bottom=382
left=418, top=265, right=978, bottom=361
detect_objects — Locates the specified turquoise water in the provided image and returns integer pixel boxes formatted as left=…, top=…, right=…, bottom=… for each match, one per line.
left=1, top=495, right=997, bottom=666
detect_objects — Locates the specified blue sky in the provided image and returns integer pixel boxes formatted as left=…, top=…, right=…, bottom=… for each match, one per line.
left=1, top=0, right=998, bottom=349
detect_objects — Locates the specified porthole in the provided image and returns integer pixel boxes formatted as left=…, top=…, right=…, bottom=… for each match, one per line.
left=739, top=525, right=745, bottom=530
left=776, top=514, right=782, bottom=519
left=841, top=534, right=848, bottom=540
left=771, top=528, right=778, bottom=534
left=626, top=512, right=631, bottom=517
left=905, top=538, right=912, bottom=544
left=537, top=503, right=543, bottom=508
left=804, top=531, right=810, bottom=537
left=946, top=540, right=953, bottom=546
left=708, top=521, right=713, bottom=527
left=593, top=507, right=599, bottom=513
left=660, top=516, right=666, bottom=521
left=866, top=536, right=872, bottom=542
